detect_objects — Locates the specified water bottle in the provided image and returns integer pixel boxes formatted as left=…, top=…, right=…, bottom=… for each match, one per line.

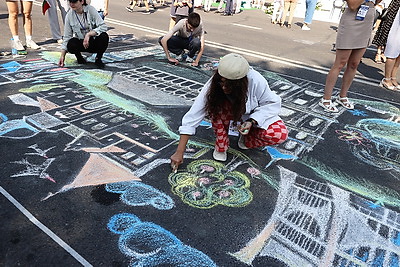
left=10, top=38, right=18, bottom=57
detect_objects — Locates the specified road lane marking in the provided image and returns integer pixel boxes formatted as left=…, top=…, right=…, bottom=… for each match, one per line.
left=0, top=186, right=92, bottom=267
left=104, top=17, right=382, bottom=86
left=232, top=23, right=262, bottom=30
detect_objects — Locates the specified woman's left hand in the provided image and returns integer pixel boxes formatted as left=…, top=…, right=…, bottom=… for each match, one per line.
left=238, top=121, right=252, bottom=135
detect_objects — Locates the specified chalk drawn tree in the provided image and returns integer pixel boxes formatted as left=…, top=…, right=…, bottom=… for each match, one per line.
left=168, top=159, right=253, bottom=209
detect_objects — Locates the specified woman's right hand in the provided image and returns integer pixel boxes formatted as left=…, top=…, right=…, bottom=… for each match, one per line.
left=170, top=151, right=184, bottom=173
left=58, top=56, right=65, bottom=67
left=168, top=57, right=179, bottom=65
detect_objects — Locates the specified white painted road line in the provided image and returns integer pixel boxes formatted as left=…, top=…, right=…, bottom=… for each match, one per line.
left=232, top=23, right=262, bottom=30
left=0, top=186, right=93, bottom=267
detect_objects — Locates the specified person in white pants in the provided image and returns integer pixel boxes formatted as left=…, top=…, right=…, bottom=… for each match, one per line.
left=203, top=0, right=213, bottom=12
left=46, top=0, right=69, bottom=43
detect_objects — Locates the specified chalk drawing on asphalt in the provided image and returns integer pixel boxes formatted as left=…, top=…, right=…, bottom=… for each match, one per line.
left=12, top=158, right=56, bottom=183
left=0, top=57, right=77, bottom=85
left=259, top=72, right=344, bottom=166
left=0, top=114, right=40, bottom=139
left=299, top=156, right=400, bottom=208
left=25, top=144, right=55, bottom=158
left=8, top=93, right=41, bottom=108
left=118, top=66, right=204, bottom=101
left=263, top=146, right=298, bottom=168
left=231, top=166, right=400, bottom=266
left=43, top=153, right=142, bottom=201
left=19, top=83, right=65, bottom=93
left=348, top=109, right=369, bottom=117
left=40, top=45, right=164, bottom=67
left=168, top=159, right=253, bottom=209
left=106, top=181, right=174, bottom=210
left=25, top=112, right=64, bottom=130
left=342, top=118, right=400, bottom=174
left=108, top=213, right=217, bottom=267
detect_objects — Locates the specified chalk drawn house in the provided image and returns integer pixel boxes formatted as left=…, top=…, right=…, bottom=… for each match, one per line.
left=266, top=76, right=344, bottom=159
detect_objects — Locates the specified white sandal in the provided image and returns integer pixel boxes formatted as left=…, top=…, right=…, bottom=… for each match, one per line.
left=319, top=98, right=338, bottom=113
left=379, top=78, right=396, bottom=91
left=336, top=97, right=354, bottom=109
left=391, top=77, right=400, bottom=90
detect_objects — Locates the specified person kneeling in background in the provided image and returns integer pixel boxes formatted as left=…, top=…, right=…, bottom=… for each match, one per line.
left=58, top=0, right=109, bottom=68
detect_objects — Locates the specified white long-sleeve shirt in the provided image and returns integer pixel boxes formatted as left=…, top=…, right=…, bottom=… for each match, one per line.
left=179, top=68, right=282, bottom=135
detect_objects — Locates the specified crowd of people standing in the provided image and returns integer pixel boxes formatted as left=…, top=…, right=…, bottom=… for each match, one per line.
left=4, top=0, right=399, bottom=96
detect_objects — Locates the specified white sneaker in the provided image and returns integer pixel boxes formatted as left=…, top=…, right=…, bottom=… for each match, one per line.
left=213, top=149, right=227, bottom=161
left=26, top=39, right=40, bottom=50
left=175, top=52, right=185, bottom=61
left=238, top=135, right=249, bottom=150
left=302, top=24, right=311, bottom=31
left=13, top=39, right=25, bottom=51
left=185, top=56, right=194, bottom=63
left=56, top=39, right=63, bottom=44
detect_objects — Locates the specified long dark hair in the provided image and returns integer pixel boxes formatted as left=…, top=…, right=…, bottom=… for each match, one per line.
left=205, top=71, right=248, bottom=122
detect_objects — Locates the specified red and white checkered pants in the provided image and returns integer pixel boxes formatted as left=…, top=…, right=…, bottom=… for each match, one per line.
left=212, top=102, right=288, bottom=152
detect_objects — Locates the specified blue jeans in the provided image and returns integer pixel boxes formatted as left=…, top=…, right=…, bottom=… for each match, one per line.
left=304, top=0, right=317, bottom=24
left=158, top=36, right=201, bottom=58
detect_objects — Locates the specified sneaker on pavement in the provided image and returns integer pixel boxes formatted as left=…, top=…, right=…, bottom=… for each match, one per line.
left=95, top=59, right=105, bottom=69
left=126, top=6, right=134, bottom=12
left=13, top=39, right=25, bottom=51
left=76, top=55, right=87, bottom=64
left=142, top=10, right=151, bottom=14
left=302, top=24, right=311, bottom=31
left=185, top=56, right=194, bottom=63
left=238, top=135, right=249, bottom=150
left=26, top=40, right=40, bottom=50
left=176, top=52, right=186, bottom=61
left=213, top=149, right=227, bottom=162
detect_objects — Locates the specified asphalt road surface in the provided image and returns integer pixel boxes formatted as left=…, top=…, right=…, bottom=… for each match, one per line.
left=0, top=1, right=399, bottom=267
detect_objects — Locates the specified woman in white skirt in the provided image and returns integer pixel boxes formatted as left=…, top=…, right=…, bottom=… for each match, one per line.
left=6, top=0, right=40, bottom=51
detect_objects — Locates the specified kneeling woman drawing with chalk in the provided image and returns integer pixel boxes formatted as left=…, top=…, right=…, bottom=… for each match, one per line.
left=170, top=53, right=288, bottom=172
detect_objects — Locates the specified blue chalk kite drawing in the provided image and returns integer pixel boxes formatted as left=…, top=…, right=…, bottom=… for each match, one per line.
left=105, top=181, right=175, bottom=210
left=108, top=213, right=217, bottom=267
left=1, top=61, right=22, bottom=73
left=263, top=146, right=297, bottom=168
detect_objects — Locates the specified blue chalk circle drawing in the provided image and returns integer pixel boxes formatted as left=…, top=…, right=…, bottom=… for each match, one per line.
left=105, top=181, right=174, bottom=210
left=108, top=213, right=217, bottom=267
